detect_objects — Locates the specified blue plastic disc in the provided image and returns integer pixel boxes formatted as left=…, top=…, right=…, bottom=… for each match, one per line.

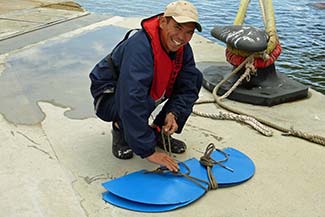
left=211, top=147, right=255, bottom=186
left=102, top=158, right=208, bottom=205
left=102, top=191, right=194, bottom=212
left=102, top=147, right=255, bottom=211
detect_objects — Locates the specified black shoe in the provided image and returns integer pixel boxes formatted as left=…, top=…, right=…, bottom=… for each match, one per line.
left=156, top=131, right=187, bottom=154
left=112, top=125, right=133, bottom=159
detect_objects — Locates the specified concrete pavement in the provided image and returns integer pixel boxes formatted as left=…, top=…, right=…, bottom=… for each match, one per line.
left=0, top=1, right=325, bottom=217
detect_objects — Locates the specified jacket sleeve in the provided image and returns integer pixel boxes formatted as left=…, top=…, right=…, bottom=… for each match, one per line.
left=153, top=43, right=203, bottom=132
left=89, top=54, right=117, bottom=101
left=113, top=33, right=157, bottom=158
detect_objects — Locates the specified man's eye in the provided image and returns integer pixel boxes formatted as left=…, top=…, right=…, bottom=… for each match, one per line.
left=187, top=30, right=194, bottom=35
left=175, top=25, right=182, bottom=31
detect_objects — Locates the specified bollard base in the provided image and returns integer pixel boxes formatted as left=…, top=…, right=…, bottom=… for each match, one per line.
left=201, top=63, right=309, bottom=106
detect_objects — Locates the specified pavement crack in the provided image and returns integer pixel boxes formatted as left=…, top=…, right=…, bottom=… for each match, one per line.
left=186, top=123, right=224, bottom=142
left=39, top=125, right=59, bottom=161
left=80, top=199, right=89, bottom=217
left=16, top=131, right=42, bottom=146
left=71, top=179, right=90, bottom=217
left=27, top=144, right=53, bottom=159
left=16, top=130, right=54, bottom=159
left=81, top=174, right=110, bottom=184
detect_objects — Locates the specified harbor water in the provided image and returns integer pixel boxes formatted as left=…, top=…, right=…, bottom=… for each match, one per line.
left=76, top=0, right=325, bottom=94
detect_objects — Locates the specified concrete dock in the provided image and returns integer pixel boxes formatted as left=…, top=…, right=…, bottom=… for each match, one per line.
left=0, top=1, right=324, bottom=216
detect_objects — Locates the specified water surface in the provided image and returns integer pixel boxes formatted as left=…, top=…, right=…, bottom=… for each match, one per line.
left=76, top=0, right=325, bottom=94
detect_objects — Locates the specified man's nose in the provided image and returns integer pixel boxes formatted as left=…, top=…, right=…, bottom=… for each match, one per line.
left=176, top=31, right=186, bottom=42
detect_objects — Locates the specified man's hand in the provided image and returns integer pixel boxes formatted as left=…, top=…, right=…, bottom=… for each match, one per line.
left=146, top=151, right=179, bottom=172
left=162, top=112, right=178, bottom=136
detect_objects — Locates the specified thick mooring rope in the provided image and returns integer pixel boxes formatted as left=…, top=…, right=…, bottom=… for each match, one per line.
left=219, top=56, right=257, bottom=100
left=283, top=128, right=325, bottom=146
left=194, top=54, right=273, bottom=137
left=195, top=54, right=325, bottom=146
left=192, top=110, right=272, bottom=137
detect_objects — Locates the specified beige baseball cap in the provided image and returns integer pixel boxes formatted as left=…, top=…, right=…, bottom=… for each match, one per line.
left=164, top=1, right=202, bottom=32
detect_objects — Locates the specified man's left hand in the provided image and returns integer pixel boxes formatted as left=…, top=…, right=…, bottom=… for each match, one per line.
left=162, top=112, right=178, bottom=135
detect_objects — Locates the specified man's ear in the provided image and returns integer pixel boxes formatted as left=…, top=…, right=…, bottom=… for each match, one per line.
left=159, top=16, right=167, bottom=29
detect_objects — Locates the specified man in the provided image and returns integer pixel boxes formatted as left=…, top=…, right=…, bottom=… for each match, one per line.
left=89, top=1, right=203, bottom=172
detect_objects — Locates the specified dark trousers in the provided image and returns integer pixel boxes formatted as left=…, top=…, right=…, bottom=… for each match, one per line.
left=95, top=94, right=119, bottom=123
left=95, top=93, right=174, bottom=131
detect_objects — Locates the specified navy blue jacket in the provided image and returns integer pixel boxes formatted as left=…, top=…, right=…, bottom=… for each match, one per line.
left=89, top=29, right=202, bottom=158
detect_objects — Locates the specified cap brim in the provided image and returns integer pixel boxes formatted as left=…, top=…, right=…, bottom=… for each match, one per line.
left=172, top=16, right=202, bottom=32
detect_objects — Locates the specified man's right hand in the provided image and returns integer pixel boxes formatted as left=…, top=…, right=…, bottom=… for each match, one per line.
left=146, top=151, right=179, bottom=172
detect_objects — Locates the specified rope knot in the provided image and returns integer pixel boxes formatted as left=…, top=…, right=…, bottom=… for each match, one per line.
left=199, top=143, right=220, bottom=190
left=199, top=156, right=215, bottom=167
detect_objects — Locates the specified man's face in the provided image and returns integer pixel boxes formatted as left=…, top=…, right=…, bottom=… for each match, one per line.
left=159, top=17, right=196, bottom=53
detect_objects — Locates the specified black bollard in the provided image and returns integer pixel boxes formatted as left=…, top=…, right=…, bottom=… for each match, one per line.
left=201, top=25, right=309, bottom=106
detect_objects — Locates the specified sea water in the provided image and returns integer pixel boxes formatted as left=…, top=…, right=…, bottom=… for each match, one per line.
left=76, top=0, right=325, bottom=94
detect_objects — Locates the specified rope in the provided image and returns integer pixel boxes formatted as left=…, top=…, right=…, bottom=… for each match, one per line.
left=161, top=130, right=172, bottom=157
left=199, top=143, right=234, bottom=190
left=199, top=143, right=218, bottom=190
left=219, top=56, right=257, bottom=100
left=195, top=54, right=273, bottom=136
left=213, top=54, right=255, bottom=95
left=147, top=131, right=211, bottom=191
left=282, top=128, right=325, bottom=146
left=233, top=0, right=278, bottom=55
left=145, top=161, right=211, bottom=191
left=214, top=83, right=325, bottom=146
left=146, top=134, right=235, bottom=190
left=192, top=110, right=273, bottom=137
left=194, top=55, right=325, bottom=146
